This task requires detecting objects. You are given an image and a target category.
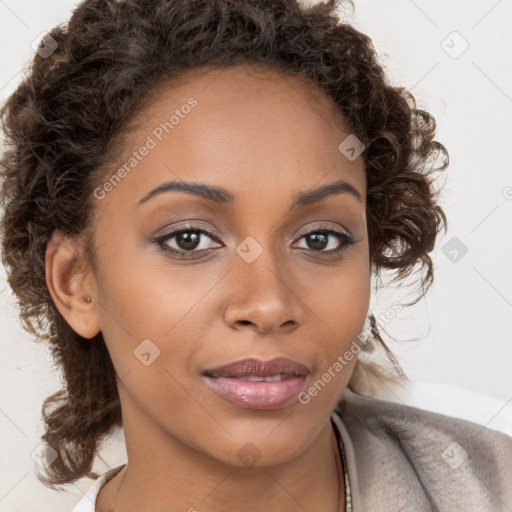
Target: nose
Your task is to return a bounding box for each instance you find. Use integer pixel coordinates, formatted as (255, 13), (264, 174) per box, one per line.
(223, 246), (303, 335)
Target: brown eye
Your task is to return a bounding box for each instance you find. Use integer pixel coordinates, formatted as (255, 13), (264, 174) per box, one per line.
(154, 224), (357, 260)
(155, 226), (223, 257)
(294, 227), (356, 256)
(304, 232), (330, 251)
(174, 230), (202, 251)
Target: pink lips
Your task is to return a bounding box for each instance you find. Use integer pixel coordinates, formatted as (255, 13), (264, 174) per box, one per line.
(202, 357), (309, 410)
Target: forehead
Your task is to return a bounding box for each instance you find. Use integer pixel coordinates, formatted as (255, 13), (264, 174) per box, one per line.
(137, 63), (355, 142)
(102, 64), (366, 207)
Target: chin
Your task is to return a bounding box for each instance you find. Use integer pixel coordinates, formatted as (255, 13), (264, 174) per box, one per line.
(201, 427), (311, 469)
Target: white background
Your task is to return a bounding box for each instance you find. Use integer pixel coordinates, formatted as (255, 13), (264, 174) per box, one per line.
(1, 0), (511, 510)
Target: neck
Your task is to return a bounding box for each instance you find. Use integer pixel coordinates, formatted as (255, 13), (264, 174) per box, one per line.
(102, 403), (345, 512)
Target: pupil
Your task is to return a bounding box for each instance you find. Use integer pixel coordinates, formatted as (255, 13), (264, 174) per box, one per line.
(177, 231), (200, 250)
(308, 232), (328, 250)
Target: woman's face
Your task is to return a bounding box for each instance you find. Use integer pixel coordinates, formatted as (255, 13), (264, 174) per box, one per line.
(84, 65), (370, 467)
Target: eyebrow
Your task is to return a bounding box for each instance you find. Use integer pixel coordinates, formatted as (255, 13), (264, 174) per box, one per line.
(137, 178), (362, 210)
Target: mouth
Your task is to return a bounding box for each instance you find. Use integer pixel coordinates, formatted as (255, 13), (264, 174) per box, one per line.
(202, 357), (310, 410)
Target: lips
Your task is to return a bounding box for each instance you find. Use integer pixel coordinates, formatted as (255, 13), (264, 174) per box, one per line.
(203, 357), (309, 378)
(202, 357), (310, 409)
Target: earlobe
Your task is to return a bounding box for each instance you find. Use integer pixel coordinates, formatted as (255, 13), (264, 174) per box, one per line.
(45, 231), (101, 339)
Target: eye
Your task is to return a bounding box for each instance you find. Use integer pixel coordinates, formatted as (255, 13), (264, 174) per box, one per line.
(154, 225), (223, 258)
(293, 226), (357, 257)
(154, 224), (357, 260)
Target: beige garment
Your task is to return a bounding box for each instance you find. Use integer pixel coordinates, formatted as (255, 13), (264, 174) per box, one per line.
(333, 388), (512, 511)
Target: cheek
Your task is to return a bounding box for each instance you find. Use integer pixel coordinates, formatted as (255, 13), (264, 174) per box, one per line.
(310, 253), (371, 338)
(93, 238), (215, 361)
(306, 255), (371, 381)
(94, 261), (206, 432)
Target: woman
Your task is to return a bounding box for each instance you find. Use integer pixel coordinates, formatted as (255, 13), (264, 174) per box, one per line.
(1, 0), (510, 510)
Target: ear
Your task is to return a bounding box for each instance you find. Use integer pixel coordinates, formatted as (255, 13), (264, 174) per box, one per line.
(45, 230), (101, 339)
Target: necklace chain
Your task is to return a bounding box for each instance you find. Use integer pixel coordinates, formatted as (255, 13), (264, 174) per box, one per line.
(339, 434), (352, 512)
(333, 421), (351, 512)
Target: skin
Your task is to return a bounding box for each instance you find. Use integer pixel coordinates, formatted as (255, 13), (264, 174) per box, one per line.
(45, 64), (370, 512)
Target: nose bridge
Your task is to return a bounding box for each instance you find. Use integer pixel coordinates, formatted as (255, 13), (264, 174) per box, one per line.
(224, 233), (302, 333)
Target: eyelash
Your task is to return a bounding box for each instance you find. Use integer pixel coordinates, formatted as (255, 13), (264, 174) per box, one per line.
(154, 224), (357, 260)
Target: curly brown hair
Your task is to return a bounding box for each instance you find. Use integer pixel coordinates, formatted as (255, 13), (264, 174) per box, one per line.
(0, 0), (448, 489)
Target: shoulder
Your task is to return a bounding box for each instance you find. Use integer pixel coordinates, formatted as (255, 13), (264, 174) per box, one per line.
(337, 388), (512, 511)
